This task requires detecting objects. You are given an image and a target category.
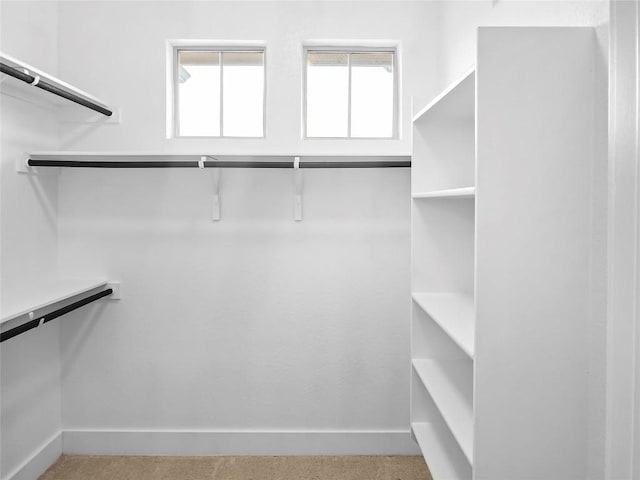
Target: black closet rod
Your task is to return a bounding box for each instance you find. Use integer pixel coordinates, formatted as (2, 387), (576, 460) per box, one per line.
(27, 160), (411, 169)
(0, 62), (113, 117)
(0, 288), (113, 343)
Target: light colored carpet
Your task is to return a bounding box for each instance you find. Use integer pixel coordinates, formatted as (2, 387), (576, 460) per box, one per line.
(39, 455), (432, 480)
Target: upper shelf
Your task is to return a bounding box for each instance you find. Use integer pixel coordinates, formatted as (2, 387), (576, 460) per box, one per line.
(413, 67), (475, 123)
(1, 278), (109, 325)
(413, 187), (475, 199)
(0, 52), (113, 116)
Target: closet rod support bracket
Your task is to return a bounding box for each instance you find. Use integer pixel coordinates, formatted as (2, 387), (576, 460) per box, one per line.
(202, 156), (221, 221)
(106, 281), (122, 300)
(16, 155), (59, 175)
(293, 156), (302, 221)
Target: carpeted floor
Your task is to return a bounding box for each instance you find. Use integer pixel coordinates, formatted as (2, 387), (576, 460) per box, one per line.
(39, 455), (432, 480)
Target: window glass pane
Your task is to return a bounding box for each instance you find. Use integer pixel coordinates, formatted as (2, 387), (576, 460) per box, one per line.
(350, 52), (394, 138)
(306, 52), (348, 138)
(222, 51), (264, 137)
(178, 51), (220, 136)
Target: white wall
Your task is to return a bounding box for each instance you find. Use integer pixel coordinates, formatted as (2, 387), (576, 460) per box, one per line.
(52, 0), (432, 454)
(0, 2), (63, 479)
(57, 0), (437, 155)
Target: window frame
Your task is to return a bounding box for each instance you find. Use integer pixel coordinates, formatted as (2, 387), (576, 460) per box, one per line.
(173, 45), (267, 139)
(302, 45), (399, 140)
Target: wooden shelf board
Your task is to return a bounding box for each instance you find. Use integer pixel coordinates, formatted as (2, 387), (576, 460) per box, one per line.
(411, 422), (472, 480)
(412, 292), (475, 358)
(413, 187), (475, 199)
(1, 278), (109, 324)
(412, 359), (474, 464)
(412, 67), (475, 123)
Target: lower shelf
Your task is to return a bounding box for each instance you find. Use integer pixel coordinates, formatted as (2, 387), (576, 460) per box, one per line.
(412, 422), (472, 480)
(412, 359), (473, 463)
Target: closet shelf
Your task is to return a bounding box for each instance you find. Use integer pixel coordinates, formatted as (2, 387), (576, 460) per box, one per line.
(412, 293), (475, 358)
(412, 67), (475, 123)
(1, 278), (111, 325)
(413, 359), (474, 464)
(412, 187), (475, 199)
(411, 422), (472, 480)
(0, 52), (112, 116)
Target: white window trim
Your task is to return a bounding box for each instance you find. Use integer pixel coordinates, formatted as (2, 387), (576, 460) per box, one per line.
(302, 45), (399, 140)
(167, 41), (267, 139)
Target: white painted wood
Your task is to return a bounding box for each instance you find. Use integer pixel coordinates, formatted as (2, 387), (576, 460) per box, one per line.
(412, 359), (473, 463)
(412, 68), (475, 123)
(411, 68), (474, 193)
(412, 200), (475, 294)
(61, 429), (419, 456)
(3, 432), (62, 480)
(412, 187), (475, 199)
(606, 2), (640, 479)
(411, 120), (474, 193)
(0, 278), (108, 324)
(474, 27), (599, 480)
(411, 26), (604, 480)
(0, 51), (111, 110)
(412, 293), (474, 358)
(411, 422), (471, 480)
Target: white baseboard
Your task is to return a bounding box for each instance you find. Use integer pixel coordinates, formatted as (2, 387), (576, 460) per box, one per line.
(62, 429), (420, 456)
(3, 432), (62, 480)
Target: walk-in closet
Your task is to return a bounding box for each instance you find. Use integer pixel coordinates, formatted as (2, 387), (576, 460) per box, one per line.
(1, 1), (639, 479)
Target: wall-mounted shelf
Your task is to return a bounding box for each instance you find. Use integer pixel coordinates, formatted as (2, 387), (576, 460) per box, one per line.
(0, 52), (113, 116)
(412, 293), (474, 358)
(1, 278), (119, 325)
(412, 187), (475, 199)
(412, 359), (473, 464)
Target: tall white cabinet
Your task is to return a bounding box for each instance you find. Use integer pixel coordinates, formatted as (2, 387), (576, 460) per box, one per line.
(410, 27), (603, 479)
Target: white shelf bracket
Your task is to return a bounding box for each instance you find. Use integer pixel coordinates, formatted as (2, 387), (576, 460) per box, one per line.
(106, 281), (122, 300)
(293, 156), (303, 221)
(202, 156), (221, 221)
(16, 155), (32, 174)
(16, 155), (59, 176)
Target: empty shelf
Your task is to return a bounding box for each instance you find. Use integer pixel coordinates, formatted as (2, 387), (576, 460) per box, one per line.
(412, 293), (475, 358)
(412, 422), (472, 480)
(413, 187), (475, 199)
(1, 278), (109, 324)
(413, 359), (474, 464)
(412, 68), (475, 123)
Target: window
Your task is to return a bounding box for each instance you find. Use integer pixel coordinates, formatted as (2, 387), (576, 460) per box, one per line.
(174, 48), (265, 137)
(304, 48), (397, 139)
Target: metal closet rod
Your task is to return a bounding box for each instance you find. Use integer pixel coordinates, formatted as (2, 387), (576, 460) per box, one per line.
(0, 62), (113, 117)
(0, 288), (113, 343)
(28, 159), (411, 169)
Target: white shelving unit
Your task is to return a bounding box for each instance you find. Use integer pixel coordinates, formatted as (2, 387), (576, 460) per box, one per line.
(411, 27), (603, 479)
